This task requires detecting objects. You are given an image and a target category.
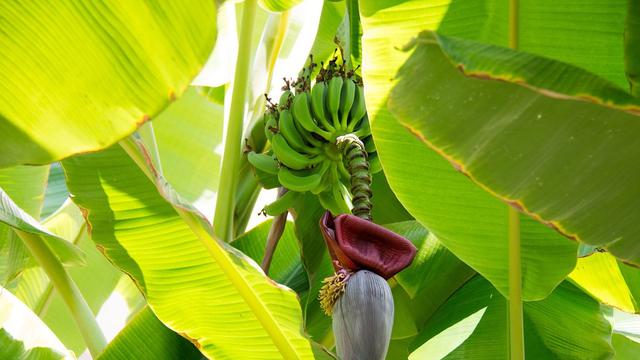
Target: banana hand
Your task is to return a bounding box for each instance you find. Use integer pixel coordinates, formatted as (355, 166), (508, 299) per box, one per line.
(271, 134), (324, 170)
(292, 92), (332, 140)
(278, 166), (324, 192)
(279, 109), (319, 154)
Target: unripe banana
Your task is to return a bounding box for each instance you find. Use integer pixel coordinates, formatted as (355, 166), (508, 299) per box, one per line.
(277, 166), (324, 192)
(347, 86), (367, 132)
(271, 134), (320, 170)
(311, 162), (335, 195)
(354, 116), (371, 138)
(339, 79), (356, 129)
(317, 183), (350, 215)
(327, 76), (344, 129)
(311, 82), (335, 132)
(332, 270), (394, 360)
(263, 190), (300, 216)
(292, 93), (332, 140)
(278, 110), (319, 154)
(247, 152), (278, 175)
(279, 90), (293, 110)
(264, 113), (277, 141)
(254, 167), (281, 189)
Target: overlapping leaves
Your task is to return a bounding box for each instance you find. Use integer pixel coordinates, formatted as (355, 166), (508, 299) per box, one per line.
(62, 141), (313, 358)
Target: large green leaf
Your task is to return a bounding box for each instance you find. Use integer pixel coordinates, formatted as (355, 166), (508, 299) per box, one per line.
(612, 333), (640, 359)
(360, 0), (627, 86)
(291, 193), (335, 344)
(569, 252), (640, 314)
(231, 219), (308, 293)
(370, 172), (414, 224)
(146, 87), (224, 221)
(383, 221), (476, 358)
(0, 330), (64, 360)
(98, 307), (201, 360)
(0, 287), (72, 359)
(384, 222), (475, 314)
(63, 144), (313, 359)
(0, 1), (217, 167)
(409, 277), (613, 359)
(360, 0), (639, 300)
(362, 85), (577, 300)
(308, 1), (346, 67)
(388, 32), (640, 264)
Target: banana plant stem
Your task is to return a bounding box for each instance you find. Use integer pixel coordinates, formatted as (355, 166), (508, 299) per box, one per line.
(508, 0), (524, 358)
(213, 0), (258, 242)
(508, 207), (524, 360)
(36, 223), (87, 316)
(261, 188), (288, 273)
(16, 230), (106, 357)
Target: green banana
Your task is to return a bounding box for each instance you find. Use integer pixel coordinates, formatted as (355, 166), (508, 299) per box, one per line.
(354, 115), (371, 137)
(279, 109), (319, 154)
(292, 92), (332, 140)
(339, 79), (356, 129)
(310, 82), (335, 132)
(347, 85), (367, 132)
(313, 162), (338, 195)
(254, 167), (281, 189)
(247, 152), (278, 175)
(263, 190), (300, 216)
(264, 112), (277, 141)
(279, 90), (293, 110)
(327, 76), (343, 129)
(318, 184), (351, 215)
(278, 166), (324, 192)
(271, 134), (323, 170)
(294, 119), (324, 148)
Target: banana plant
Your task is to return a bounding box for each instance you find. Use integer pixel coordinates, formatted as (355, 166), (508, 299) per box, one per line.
(1, 0), (640, 359)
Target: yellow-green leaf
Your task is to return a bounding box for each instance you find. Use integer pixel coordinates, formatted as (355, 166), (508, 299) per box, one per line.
(62, 144), (314, 359)
(0, 1), (217, 167)
(570, 253), (640, 314)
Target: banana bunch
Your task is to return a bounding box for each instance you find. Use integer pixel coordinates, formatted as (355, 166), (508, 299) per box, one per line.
(248, 60), (380, 214)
